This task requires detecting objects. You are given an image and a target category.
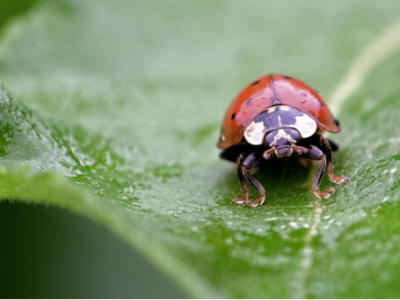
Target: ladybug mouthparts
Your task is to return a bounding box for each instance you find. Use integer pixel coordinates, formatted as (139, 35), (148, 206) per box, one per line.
(275, 146), (292, 157)
(262, 128), (300, 159)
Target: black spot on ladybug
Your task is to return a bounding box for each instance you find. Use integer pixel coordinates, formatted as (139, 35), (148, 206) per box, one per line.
(245, 98), (251, 104)
(334, 118), (340, 126)
(231, 113), (236, 120)
(318, 101), (323, 107)
(251, 80), (260, 86)
(283, 75), (292, 80)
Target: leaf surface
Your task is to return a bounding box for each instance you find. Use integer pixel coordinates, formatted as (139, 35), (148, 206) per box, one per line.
(1, 0), (400, 297)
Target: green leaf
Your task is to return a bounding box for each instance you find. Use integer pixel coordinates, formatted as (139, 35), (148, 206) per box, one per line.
(1, 0), (400, 297)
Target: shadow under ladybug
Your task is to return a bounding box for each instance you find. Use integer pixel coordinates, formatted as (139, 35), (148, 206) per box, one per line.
(217, 74), (348, 207)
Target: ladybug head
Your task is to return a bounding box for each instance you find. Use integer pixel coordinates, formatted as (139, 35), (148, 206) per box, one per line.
(263, 128), (301, 158)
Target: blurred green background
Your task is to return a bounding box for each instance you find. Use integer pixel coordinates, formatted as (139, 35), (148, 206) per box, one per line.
(0, 202), (185, 298)
(0, 0), (33, 31)
(0, 0), (184, 298)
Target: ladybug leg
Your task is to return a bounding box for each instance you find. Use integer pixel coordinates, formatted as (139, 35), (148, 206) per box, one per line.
(318, 135), (348, 185)
(232, 154), (249, 204)
(233, 153), (265, 207)
(296, 145), (336, 199)
(242, 153), (265, 207)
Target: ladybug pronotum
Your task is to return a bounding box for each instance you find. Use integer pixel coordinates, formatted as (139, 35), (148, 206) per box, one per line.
(217, 73), (348, 206)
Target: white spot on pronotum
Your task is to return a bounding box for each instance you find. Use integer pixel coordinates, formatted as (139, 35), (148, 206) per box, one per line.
(244, 120), (266, 145)
(293, 114), (317, 138)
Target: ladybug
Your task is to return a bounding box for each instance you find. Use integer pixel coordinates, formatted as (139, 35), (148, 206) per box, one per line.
(217, 73), (348, 206)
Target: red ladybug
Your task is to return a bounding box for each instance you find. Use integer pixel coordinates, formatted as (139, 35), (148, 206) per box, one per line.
(217, 73), (347, 206)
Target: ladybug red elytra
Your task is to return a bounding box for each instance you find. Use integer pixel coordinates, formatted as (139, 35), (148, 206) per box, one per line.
(217, 73), (347, 206)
